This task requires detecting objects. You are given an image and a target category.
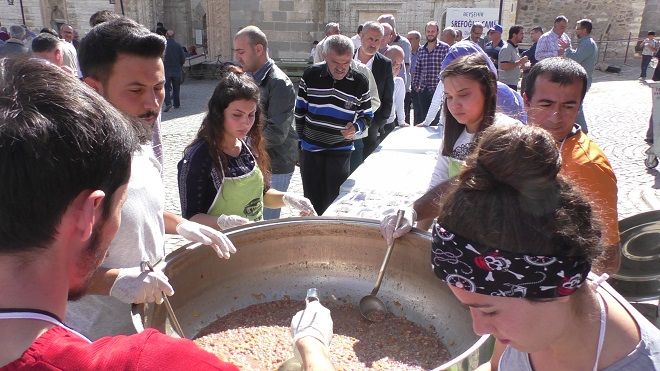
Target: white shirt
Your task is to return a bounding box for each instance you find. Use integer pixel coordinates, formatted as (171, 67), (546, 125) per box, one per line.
(66, 145), (166, 340)
(354, 48), (374, 70)
(351, 34), (362, 50)
(387, 76), (406, 125)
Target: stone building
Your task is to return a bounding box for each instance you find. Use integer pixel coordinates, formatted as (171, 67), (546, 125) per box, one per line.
(0, 0), (655, 62)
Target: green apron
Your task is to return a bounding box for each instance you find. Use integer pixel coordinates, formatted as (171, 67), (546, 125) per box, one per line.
(447, 158), (465, 179)
(207, 141), (264, 221)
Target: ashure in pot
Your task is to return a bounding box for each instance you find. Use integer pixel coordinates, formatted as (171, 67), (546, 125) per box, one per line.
(134, 217), (492, 370)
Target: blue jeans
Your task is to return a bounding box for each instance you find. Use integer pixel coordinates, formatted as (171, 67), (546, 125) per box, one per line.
(641, 55), (653, 78)
(263, 172), (293, 220)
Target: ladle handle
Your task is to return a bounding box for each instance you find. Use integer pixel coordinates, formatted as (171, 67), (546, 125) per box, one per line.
(371, 210), (405, 296)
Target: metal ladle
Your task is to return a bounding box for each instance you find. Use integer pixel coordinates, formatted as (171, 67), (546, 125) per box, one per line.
(359, 209), (405, 321)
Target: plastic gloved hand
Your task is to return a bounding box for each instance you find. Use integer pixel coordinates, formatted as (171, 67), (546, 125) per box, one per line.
(110, 267), (174, 304)
(290, 300), (333, 348)
(379, 207), (417, 247)
(216, 214), (250, 230)
(176, 220), (237, 259)
(283, 193), (318, 216)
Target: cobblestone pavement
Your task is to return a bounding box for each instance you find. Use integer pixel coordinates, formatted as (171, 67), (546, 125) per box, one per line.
(162, 64), (658, 253)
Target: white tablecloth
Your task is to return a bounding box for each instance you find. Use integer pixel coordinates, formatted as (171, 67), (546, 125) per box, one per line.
(324, 127), (443, 219)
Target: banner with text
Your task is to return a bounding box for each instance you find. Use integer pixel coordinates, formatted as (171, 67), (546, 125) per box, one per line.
(446, 8), (500, 38)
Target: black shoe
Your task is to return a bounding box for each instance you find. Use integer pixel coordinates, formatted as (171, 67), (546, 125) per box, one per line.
(163, 105), (172, 112)
(174, 106), (180, 109)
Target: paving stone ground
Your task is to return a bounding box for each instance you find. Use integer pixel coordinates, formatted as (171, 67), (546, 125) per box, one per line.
(161, 63), (658, 253)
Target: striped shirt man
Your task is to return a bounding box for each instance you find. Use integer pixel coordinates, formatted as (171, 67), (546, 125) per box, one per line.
(295, 63), (373, 152)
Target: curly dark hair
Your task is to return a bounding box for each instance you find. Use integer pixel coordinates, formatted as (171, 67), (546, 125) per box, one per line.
(191, 65), (270, 187)
(437, 123), (602, 262)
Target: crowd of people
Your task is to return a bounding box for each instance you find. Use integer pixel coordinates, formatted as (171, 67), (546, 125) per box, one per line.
(0, 8), (658, 371)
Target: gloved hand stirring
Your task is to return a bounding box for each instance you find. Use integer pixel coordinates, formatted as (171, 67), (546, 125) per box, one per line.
(283, 193), (317, 216)
(380, 207), (417, 246)
(109, 266), (174, 304)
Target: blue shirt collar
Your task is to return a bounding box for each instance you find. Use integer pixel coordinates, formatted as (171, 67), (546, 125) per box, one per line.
(250, 58), (274, 84)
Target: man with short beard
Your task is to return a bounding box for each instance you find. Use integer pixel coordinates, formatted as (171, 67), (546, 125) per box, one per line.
(67, 16), (237, 341)
(411, 21), (449, 126)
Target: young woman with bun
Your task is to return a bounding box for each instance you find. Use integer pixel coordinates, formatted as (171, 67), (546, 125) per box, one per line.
(178, 66), (316, 231)
(432, 123), (659, 370)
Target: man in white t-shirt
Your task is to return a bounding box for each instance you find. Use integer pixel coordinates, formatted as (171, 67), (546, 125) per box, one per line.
(640, 31), (658, 79)
(67, 17), (237, 340)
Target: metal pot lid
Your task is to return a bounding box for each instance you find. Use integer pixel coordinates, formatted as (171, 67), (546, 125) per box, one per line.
(609, 210), (660, 301)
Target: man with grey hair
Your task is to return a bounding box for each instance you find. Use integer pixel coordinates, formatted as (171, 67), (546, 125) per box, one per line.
(354, 21), (393, 159)
(465, 22), (486, 49)
(58, 23), (81, 77)
(378, 13), (412, 122)
(296, 34), (373, 214)
(313, 22), (341, 63)
(382, 45), (408, 139)
(441, 27), (457, 46)
(0, 25), (28, 57)
(379, 22), (394, 54)
(233, 25), (299, 219)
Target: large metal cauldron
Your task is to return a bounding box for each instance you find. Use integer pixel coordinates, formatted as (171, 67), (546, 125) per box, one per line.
(135, 217), (492, 370)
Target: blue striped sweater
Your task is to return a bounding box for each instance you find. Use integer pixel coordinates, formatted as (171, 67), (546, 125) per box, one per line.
(294, 63), (373, 152)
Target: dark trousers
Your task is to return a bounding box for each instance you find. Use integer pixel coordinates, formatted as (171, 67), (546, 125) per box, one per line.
(362, 120), (383, 159)
(411, 91), (423, 124)
(300, 150), (351, 215)
(418, 89), (435, 125)
(641, 55), (653, 78)
(381, 121), (396, 141)
(350, 138), (364, 173)
(164, 74), (182, 107)
(404, 91), (412, 125)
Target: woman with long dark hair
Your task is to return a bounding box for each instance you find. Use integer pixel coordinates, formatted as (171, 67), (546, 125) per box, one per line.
(178, 66), (315, 230)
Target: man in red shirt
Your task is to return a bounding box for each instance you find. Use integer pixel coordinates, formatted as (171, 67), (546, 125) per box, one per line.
(0, 58), (333, 370)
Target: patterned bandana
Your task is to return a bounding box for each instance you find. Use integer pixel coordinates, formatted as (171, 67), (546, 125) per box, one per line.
(431, 223), (592, 298)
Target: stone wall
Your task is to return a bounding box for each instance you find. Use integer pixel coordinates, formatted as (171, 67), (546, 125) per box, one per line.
(1, 1), (41, 31)
(515, 0), (646, 59)
(227, 0), (325, 60)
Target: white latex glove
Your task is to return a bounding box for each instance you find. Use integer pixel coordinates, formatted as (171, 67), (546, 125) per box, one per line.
(110, 267), (174, 304)
(283, 193), (318, 216)
(379, 207), (417, 246)
(176, 220), (237, 259)
(216, 214), (250, 230)
(290, 301), (333, 348)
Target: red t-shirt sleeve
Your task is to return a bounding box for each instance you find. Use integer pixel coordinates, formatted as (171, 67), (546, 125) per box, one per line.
(134, 330), (239, 370)
(1, 327), (239, 371)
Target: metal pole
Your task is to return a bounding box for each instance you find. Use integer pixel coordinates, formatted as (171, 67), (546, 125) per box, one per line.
(19, 0), (26, 26)
(624, 32), (631, 65)
(498, 0), (504, 24)
(120, 0), (125, 15)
